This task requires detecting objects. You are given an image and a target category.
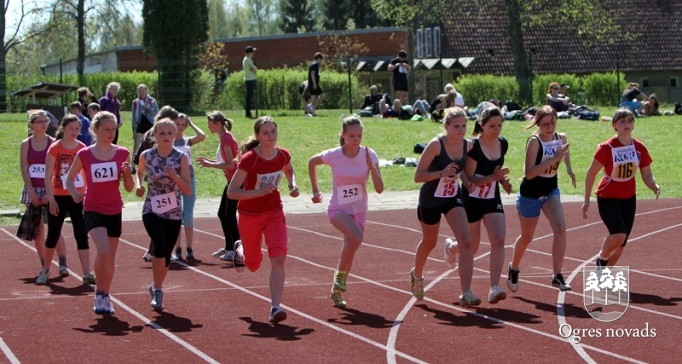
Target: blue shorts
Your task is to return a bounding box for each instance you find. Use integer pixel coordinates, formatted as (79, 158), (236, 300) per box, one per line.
(516, 188), (560, 218)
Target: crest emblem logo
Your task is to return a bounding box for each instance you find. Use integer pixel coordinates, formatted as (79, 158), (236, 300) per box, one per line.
(583, 266), (630, 322)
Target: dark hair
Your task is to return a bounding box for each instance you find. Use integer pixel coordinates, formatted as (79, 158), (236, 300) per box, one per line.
(155, 105), (179, 122)
(206, 110), (233, 131)
(77, 87), (92, 99)
(339, 115), (362, 146)
(69, 101), (83, 112)
(240, 116), (277, 154)
(473, 107), (503, 136)
(398, 50), (407, 58)
(87, 102), (100, 112)
(56, 114), (81, 140)
(314, 52), (323, 60)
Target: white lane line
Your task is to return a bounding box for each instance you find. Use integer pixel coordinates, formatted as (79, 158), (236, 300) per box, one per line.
(0, 337), (20, 364)
(0, 228), (220, 364)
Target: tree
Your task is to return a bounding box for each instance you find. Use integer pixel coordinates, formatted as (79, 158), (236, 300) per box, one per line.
(208, 0), (231, 39)
(279, 0), (313, 33)
(371, 0), (618, 104)
(322, 0), (349, 30)
(143, 0), (209, 110)
(247, 0), (277, 36)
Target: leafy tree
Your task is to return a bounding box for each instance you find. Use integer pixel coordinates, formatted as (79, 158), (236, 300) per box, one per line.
(208, 0), (231, 39)
(371, 0), (619, 104)
(247, 0), (278, 36)
(322, 0), (349, 30)
(143, 0), (209, 110)
(279, 0), (313, 33)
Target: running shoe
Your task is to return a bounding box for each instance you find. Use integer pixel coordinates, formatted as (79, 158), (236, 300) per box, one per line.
(186, 248), (195, 260)
(150, 286), (164, 310)
(333, 270), (348, 292)
(459, 289), (482, 307)
(103, 294), (115, 314)
(59, 265), (69, 277)
(212, 248), (226, 257)
(551, 273), (572, 291)
(142, 252), (152, 262)
(82, 272), (96, 285)
(234, 241), (245, 273)
(220, 250), (235, 267)
(36, 268), (49, 284)
(269, 306), (287, 324)
(409, 268), (424, 300)
(507, 264), (519, 292)
(93, 293), (106, 314)
(443, 238), (458, 269)
(330, 290), (347, 307)
(487, 285), (507, 304)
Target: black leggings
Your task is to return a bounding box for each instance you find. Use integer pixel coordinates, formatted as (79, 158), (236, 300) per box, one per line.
(218, 185), (240, 251)
(143, 213), (182, 267)
(598, 195), (637, 247)
(46, 195), (88, 250)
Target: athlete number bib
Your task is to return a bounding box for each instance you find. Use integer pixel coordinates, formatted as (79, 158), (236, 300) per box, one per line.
(28, 164), (46, 179)
(336, 183), (362, 205)
(469, 174), (496, 199)
(609, 144), (638, 182)
(540, 139), (563, 178)
(256, 171), (283, 190)
(434, 176), (459, 198)
(151, 192), (178, 214)
(61, 174), (84, 188)
(91, 161), (118, 183)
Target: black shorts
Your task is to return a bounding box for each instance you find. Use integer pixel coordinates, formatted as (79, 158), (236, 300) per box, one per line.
(309, 85), (324, 96)
(84, 211), (122, 238)
(464, 197), (504, 223)
(597, 195), (636, 247)
(394, 79), (408, 92)
(417, 197), (463, 225)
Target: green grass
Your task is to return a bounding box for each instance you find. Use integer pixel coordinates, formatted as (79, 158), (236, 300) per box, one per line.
(2, 107), (679, 225)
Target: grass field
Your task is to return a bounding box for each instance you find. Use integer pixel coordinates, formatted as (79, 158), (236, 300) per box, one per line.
(2, 107), (679, 224)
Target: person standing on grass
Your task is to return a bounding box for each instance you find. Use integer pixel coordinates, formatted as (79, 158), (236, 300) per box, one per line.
(388, 50), (411, 105)
(459, 106), (512, 304)
(409, 107), (480, 307)
(39, 115), (95, 285)
(507, 105), (576, 293)
(66, 111), (134, 315)
(582, 108), (660, 267)
(20, 110), (68, 279)
(170, 114), (206, 262)
(308, 116), (384, 307)
(131, 84), (159, 172)
(196, 111), (240, 266)
(99, 82), (123, 145)
(243, 46), (258, 119)
(135, 118), (192, 310)
(305, 52), (325, 116)
(227, 116), (300, 324)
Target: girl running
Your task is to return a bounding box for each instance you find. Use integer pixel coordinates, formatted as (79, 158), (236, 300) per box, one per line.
(582, 108), (660, 267)
(461, 106), (512, 303)
(40, 114), (94, 285)
(66, 111), (134, 314)
(171, 114), (206, 261)
(409, 107), (479, 307)
(136, 118), (191, 310)
(308, 116), (384, 307)
(20, 110), (67, 279)
(507, 105), (576, 292)
(196, 111), (240, 265)
(227, 116), (300, 324)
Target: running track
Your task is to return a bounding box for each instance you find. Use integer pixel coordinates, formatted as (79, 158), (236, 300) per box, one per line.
(1, 199), (680, 363)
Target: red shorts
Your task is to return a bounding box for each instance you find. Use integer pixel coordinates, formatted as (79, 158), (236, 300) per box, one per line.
(237, 209), (288, 271)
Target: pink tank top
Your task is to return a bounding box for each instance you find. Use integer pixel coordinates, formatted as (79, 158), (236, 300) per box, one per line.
(26, 136), (54, 188)
(77, 146), (130, 215)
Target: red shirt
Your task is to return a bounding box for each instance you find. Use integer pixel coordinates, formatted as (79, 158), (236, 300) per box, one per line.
(77, 146), (130, 214)
(236, 147), (291, 215)
(593, 137), (652, 199)
(219, 132), (239, 181)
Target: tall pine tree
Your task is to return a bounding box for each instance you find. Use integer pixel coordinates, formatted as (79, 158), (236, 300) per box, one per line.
(279, 0), (313, 33)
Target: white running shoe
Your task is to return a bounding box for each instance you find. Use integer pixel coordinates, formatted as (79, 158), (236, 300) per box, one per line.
(36, 268), (49, 284)
(488, 285), (507, 304)
(443, 238), (458, 269)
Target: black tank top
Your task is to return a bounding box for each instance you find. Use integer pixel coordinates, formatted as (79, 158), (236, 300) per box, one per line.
(419, 137), (468, 207)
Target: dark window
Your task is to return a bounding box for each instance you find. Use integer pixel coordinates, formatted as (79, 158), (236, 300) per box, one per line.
(641, 78), (649, 88)
(670, 78), (678, 87)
